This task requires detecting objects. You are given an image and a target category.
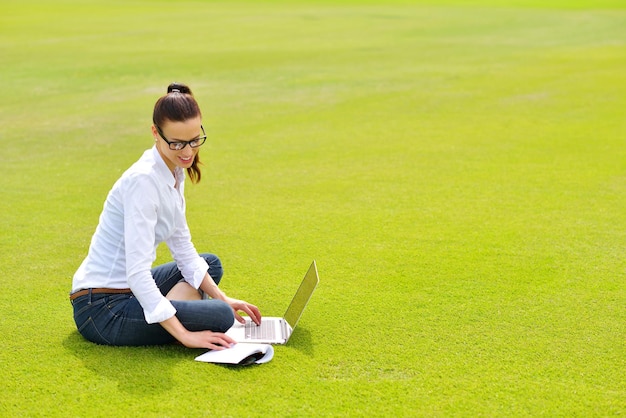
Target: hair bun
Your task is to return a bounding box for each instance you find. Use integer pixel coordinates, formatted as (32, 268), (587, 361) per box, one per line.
(167, 82), (192, 95)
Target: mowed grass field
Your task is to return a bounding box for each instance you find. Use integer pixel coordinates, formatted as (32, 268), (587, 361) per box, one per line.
(1, 0), (624, 416)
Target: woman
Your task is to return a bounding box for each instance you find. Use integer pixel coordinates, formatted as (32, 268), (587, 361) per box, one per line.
(71, 82), (261, 349)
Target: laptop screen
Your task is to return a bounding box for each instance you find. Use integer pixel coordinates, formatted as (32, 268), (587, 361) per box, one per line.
(284, 261), (319, 328)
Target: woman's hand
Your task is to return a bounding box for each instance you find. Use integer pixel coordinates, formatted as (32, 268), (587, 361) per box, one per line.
(160, 315), (235, 350)
(226, 297), (262, 326)
(179, 330), (236, 350)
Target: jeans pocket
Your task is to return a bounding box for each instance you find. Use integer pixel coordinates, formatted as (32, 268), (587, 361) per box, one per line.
(77, 316), (112, 345)
(74, 296), (122, 345)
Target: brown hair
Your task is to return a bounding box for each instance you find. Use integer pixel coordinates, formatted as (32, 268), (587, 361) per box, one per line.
(152, 82), (203, 183)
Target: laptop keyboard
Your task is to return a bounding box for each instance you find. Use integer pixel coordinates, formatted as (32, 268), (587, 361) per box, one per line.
(245, 319), (277, 340)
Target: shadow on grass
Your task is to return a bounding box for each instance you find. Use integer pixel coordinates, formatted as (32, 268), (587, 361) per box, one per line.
(286, 327), (314, 356)
(62, 331), (187, 395)
(63, 326), (315, 383)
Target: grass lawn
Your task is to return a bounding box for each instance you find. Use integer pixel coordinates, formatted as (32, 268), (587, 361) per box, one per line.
(1, 0), (624, 416)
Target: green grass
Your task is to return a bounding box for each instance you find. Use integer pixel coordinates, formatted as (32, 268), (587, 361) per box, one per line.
(1, 0), (625, 416)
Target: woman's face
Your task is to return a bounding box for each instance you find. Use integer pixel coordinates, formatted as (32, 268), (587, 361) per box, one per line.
(152, 116), (203, 174)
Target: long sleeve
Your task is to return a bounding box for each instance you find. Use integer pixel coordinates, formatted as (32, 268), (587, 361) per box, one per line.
(166, 213), (209, 290)
(123, 172), (177, 324)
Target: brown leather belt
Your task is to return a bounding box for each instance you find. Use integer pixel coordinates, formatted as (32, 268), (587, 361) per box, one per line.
(69, 288), (132, 300)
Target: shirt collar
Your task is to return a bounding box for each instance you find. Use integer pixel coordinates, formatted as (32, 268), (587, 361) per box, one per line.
(151, 145), (184, 188)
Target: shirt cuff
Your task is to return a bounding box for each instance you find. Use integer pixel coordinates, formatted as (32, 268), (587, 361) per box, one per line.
(143, 297), (177, 324)
(188, 258), (209, 289)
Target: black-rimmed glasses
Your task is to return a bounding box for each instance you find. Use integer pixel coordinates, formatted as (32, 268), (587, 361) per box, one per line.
(156, 124), (207, 151)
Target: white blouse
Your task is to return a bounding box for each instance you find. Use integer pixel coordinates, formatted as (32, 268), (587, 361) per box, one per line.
(72, 146), (209, 324)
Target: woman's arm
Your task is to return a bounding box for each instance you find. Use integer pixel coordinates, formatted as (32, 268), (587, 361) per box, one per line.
(199, 272), (262, 325)
(123, 173), (179, 324)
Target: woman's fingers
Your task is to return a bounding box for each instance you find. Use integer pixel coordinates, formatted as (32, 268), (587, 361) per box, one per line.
(236, 302), (262, 325)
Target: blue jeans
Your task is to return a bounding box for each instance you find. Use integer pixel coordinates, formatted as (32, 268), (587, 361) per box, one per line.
(71, 253), (235, 346)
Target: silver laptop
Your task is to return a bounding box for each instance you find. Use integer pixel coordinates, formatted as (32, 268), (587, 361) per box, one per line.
(226, 261), (319, 344)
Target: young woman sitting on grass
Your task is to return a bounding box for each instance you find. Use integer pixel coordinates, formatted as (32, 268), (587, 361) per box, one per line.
(70, 82), (261, 349)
